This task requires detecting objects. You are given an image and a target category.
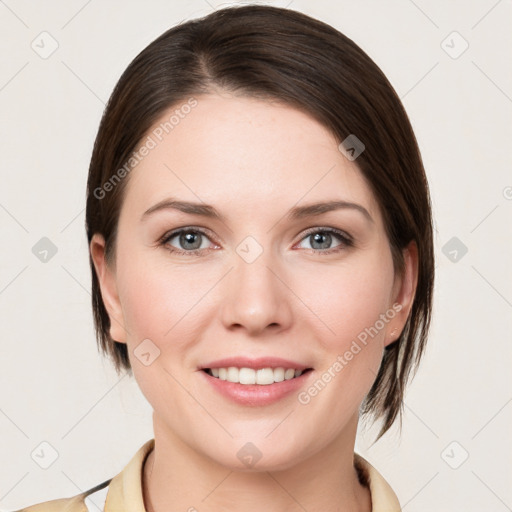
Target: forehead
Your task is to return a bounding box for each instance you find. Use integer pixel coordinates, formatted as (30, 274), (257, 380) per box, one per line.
(119, 93), (380, 225)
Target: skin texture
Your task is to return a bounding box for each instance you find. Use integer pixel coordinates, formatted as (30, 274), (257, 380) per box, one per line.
(90, 92), (418, 512)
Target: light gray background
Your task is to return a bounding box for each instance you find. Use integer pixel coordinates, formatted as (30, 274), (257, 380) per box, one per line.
(1, 1), (511, 510)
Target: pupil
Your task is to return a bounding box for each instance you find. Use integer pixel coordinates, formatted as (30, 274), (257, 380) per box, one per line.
(181, 231), (201, 250)
(312, 232), (331, 249)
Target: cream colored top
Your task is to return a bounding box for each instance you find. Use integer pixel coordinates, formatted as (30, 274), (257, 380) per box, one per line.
(16, 438), (401, 511)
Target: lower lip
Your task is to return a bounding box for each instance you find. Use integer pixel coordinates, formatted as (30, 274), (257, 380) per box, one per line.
(200, 370), (313, 406)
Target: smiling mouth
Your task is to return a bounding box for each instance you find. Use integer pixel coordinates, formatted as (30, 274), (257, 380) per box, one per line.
(202, 367), (313, 385)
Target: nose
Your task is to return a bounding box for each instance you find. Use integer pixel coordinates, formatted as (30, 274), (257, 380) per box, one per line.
(219, 246), (293, 337)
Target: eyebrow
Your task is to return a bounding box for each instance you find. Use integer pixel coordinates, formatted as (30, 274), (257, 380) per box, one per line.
(141, 198), (373, 224)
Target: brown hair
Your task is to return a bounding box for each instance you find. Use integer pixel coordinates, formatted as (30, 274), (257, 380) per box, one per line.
(85, 4), (434, 440)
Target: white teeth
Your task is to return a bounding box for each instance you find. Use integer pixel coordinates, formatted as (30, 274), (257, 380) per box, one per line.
(226, 367), (239, 383)
(207, 366), (307, 385)
(273, 367), (285, 382)
(240, 367), (256, 384)
(284, 368), (295, 380)
(256, 368), (274, 385)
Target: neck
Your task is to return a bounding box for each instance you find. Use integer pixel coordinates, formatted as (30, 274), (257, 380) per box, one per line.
(142, 414), (371, 512)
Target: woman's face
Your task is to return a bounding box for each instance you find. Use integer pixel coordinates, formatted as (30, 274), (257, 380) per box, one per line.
(91, 92), (416, 470)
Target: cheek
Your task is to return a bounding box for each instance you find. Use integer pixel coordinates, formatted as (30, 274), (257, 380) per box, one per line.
(120, 271), (169, 339)
(118, 252), (191, 335)
(295, 251), (395, 408)
(306, 253), (395, 349)
(117, 257), (216, 367)
(116, 261), (200, 407)
(296, 290), (389, 430)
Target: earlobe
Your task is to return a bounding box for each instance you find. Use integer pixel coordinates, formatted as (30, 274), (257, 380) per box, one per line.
(90, 234), (127, 344)
(385, 241), (419, 347)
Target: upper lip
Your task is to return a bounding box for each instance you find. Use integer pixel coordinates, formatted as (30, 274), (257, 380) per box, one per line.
(199, 356), (312, 371)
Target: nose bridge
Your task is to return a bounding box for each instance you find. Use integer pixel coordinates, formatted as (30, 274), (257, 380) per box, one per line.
(220, 234), (292, 334)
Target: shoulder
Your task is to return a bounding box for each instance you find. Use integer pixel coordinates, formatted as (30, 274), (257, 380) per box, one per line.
(13, 478), (111, 512)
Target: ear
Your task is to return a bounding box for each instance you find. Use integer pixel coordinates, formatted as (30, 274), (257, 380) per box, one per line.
(89, 233), (127, 344)
(384, 240), (419, 348)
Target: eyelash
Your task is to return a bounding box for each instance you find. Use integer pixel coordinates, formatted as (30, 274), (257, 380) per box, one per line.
(158, 226), (354, 257)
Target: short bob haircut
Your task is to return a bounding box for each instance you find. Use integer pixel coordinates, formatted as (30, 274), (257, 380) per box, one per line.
(85, 4), (434, 440)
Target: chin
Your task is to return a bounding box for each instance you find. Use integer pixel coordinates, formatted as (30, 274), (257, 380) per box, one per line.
(200, 437), (309, 473)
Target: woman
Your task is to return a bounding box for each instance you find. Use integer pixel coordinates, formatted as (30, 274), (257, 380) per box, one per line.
(18, 4), (434, 511)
